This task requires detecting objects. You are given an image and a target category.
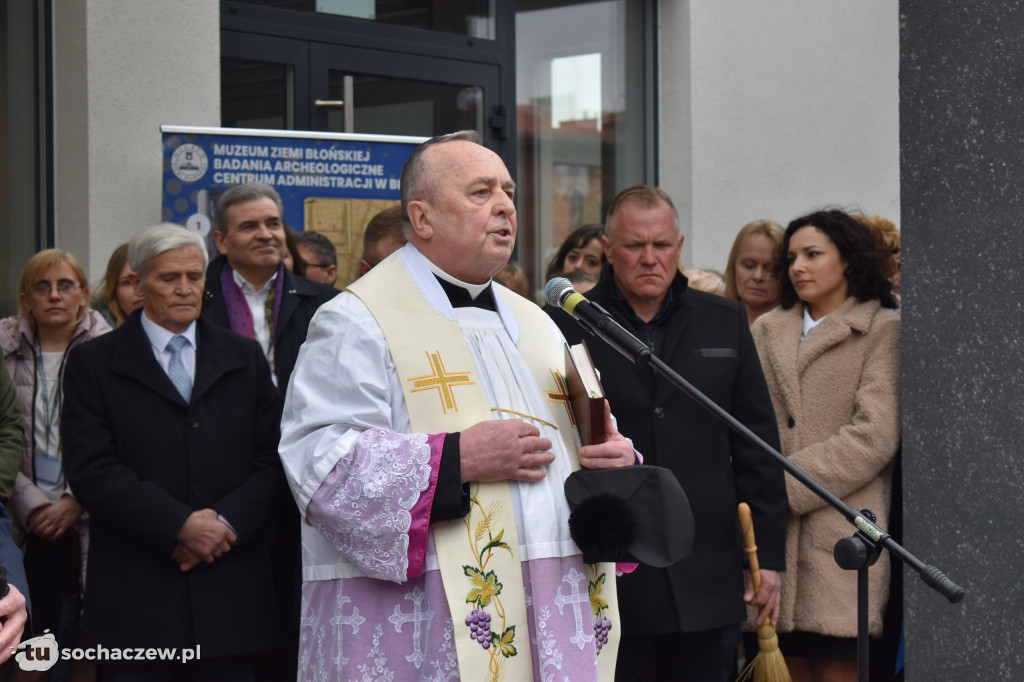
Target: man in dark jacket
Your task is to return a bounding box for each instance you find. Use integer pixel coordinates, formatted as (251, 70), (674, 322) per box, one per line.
(203, 182), (338, 395)
(62, 224), (282, 680)
(551, 185), (789, 682)
(201, 182), (338, 680)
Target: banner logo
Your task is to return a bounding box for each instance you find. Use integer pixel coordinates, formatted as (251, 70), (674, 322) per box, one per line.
(171, 143), (209, 183)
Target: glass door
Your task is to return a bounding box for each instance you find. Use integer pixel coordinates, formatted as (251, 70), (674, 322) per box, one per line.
(310, 43), (496, 139)
(221, 32), (310, 130)
(516, 0), (650, 291)
(221, 24), (512, 289)
(221, 30), (507, 157)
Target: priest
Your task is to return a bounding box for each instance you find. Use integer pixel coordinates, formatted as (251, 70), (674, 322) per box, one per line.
(279, 131), (637, 681)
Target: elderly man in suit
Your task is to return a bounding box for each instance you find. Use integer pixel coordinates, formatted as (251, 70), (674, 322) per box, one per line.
(201, 182), (338, 679)
(62, 224), (284, 681)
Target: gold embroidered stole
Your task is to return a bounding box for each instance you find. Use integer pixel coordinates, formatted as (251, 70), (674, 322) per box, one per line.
(350, 253), (619, 681)
(498, 285), (622, 681)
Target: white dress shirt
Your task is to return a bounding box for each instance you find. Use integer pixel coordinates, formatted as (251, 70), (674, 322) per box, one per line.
(140, 311), (197, 380)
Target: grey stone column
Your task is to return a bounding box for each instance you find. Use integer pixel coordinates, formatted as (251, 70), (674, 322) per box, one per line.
(901, 2), (1024, 679)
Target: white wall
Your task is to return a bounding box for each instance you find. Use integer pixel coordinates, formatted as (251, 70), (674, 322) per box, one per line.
(659, 1), (900, 273)
(53, 0), (220, 280)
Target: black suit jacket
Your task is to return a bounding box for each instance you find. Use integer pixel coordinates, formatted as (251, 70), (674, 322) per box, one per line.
(552, 266), (788, 633)
(201, 257), (335, 677)
(61, 312), (284, 657)
(201, 255), (339, 395)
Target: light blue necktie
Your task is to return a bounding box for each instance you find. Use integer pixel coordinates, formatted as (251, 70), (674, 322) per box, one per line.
(166, 335), (192, 402)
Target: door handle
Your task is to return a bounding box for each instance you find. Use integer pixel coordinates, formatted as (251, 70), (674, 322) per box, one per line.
(489, 105), (509, 140)
(316, 76), (354, 132)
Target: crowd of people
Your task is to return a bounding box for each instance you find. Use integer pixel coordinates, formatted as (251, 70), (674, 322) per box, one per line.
(0, 130), (901, 682)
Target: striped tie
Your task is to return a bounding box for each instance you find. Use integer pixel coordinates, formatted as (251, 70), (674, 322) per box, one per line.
(166, 335), (192, 402)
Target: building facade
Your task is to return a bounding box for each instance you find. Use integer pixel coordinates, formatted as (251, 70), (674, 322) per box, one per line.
(1, 0), (898, 307)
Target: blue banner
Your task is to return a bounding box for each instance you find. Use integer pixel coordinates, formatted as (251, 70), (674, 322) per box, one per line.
(161, 126), (425, 287)
(162, 126), (423, 232)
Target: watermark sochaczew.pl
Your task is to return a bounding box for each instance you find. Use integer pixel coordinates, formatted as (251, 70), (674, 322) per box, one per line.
(13, 630), (201, 671)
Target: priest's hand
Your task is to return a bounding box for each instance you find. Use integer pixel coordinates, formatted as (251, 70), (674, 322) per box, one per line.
(460, 419), (554, 483)
(578, 401), (636, 469)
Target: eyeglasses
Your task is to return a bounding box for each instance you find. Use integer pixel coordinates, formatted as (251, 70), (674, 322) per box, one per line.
(29, 280), (80, 297)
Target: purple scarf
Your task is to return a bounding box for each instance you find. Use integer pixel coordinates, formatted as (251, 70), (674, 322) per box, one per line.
(220, 262), (285, 340)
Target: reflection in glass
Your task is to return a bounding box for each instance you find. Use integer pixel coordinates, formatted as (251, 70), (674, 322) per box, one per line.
(551, 53), (602, 130)
(222, 58), (293, 129)
(516, 0), (648, 292)
(326, 71), (482, 138)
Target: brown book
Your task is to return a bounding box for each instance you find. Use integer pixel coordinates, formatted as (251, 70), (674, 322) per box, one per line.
(563, 340), (608, 446)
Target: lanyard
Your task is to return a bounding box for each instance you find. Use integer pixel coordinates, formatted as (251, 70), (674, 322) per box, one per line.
(33, 338), (63, 455)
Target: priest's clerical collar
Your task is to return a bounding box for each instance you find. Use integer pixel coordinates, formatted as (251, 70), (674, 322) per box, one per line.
(425, 259), (496, 310)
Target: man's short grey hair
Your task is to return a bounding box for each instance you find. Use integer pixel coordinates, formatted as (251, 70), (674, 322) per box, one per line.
(128, 223), (209, 282)
(400, 130), (480, 234)
(215, 182), (284, 234)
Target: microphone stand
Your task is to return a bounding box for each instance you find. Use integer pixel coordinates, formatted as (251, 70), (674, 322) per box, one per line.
(584, 321), (963, 682)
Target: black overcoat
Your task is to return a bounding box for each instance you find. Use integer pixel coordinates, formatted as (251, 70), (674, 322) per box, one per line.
(551, 266), (789, 633)
(61, 311), (283, 657)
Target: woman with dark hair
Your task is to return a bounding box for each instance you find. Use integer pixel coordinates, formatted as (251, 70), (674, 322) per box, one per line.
(749, 209), (900, 682)
(282, 225), (307, 277)
(543, 223), (606, 282)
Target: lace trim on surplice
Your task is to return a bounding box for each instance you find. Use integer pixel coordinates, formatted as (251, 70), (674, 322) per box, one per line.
(307, 429), (432, 582)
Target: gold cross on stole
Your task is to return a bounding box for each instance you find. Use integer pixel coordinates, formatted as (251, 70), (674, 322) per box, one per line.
(544, 369), (576, 426)
(407, 350), (474, 413)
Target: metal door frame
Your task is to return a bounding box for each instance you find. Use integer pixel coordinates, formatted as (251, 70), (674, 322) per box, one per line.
(221, 1), (516, 166)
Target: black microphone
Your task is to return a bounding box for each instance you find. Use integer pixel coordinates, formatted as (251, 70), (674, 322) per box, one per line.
(545, 277), (652, 366)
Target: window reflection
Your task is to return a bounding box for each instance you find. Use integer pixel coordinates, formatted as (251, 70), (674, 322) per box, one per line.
(516, 0), (647, 293)
(551, 53), (602, 130)
(222, 58), (293, 129)
(325, 72), (482, 137)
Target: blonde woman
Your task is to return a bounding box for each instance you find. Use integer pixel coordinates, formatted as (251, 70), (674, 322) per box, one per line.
(0, 249), (111, 672)
(724, 220), (784, 325)
(95, 243), (144, 327)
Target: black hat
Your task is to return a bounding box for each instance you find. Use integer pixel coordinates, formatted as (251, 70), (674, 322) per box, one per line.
(564, 465), (695, 567)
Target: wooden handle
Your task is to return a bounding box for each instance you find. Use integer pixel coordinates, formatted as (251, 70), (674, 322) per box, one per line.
(738, 502), (762, 596)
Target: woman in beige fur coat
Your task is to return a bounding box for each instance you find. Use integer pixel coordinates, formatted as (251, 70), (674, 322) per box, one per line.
(750, 209), (901, 682)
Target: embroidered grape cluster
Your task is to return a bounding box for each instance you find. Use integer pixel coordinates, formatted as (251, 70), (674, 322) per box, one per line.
(466, 607), (492, 649)
(594, 614), (612, 652)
